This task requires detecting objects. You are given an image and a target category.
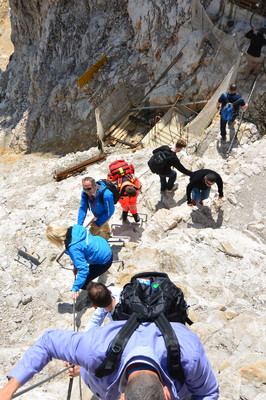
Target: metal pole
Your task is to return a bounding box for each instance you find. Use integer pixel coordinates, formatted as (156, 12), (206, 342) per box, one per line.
(66, 282), (77, 400)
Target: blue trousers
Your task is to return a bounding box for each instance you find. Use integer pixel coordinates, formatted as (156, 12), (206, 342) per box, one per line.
(191, 188), (211, 203)
(159, 170), (177, 191)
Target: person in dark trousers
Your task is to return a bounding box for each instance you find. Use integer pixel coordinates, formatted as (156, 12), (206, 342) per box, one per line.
(153, 139), (192, 193)
(77, 177), (115, 240)
(46, 223), (113, 300)
(186, 169), (223, 206)
(243, 27), (266, 79)
(216, 83), (248, 141)
(0, 322), (219, 400)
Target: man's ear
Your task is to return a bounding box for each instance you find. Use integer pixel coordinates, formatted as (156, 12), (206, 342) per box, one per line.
(163, 386), (171, 400)
(120, 393), (125, 400)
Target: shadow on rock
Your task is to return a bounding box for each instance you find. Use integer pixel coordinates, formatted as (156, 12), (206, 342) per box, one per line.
(110, 223), (144, 243)
(188, 206), (224, 229)
(58, 290), (93, 330)
(155, 193), (179, 210)
(216, 139), (229, 159)
(175, 194), (187, 206)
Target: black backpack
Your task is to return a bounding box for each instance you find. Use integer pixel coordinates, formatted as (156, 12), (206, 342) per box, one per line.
(94, 272), (193, 382)
(148, 151), (169, 173)
(99, 179), (120, 204)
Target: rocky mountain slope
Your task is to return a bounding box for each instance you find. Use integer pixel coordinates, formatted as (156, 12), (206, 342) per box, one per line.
(0, 119), (265, 399)
(0, 0), (265, 153)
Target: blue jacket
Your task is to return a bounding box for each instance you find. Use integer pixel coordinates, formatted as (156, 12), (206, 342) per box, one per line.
(8, 322), (219, 400)
(65, 225), (112, 292)
(77, 181), (115, 226)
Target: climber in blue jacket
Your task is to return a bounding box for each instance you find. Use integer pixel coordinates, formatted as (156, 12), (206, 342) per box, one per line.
(46, 223), (113, 299)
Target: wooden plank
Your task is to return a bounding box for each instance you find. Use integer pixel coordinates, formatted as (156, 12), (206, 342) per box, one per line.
(230, 0), (266, 16)
(53, 153), (106, 181)
(108, 136), (138, 147)
(77, 55), (108, 89)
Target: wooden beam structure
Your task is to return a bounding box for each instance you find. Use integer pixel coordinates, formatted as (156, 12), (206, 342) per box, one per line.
(77, 55), (108, 89)
(53, 152), (106, 182)
(230, 0), (266, 16)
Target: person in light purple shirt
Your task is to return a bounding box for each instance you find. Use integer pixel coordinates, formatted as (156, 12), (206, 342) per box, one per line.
(0, 322), (219, 400)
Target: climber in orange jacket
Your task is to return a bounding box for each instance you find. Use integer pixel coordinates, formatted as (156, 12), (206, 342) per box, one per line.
(118, 178), (142, 223)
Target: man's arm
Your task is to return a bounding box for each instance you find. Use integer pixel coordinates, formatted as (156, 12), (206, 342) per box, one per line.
(185, 340), (219, 400)
(0, 378), (20, 400)
(172, 156), (192, 176)
(216, 93), (225, 110)
(95, 191), (115, 227)
(84, 307), (108, 331)
(216, 101), (221, 110)
(186, 181), (194, 204)
(215, 174), (223, 198)
(3, 330), (88, 391)
(77, 191), (89, 225)
(245, 29), (254, 39)
(68, 248), (89, 292)
(241, 103), (248, 111)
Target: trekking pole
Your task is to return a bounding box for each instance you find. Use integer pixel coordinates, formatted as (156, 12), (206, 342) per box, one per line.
(12, 366), (74, 398)
(138, 168), (150, 179)
(226, 113), (244, 157)
(66, 278), (77, 400)
(226, 69), (261, 158)
(66, 378), (74, 400)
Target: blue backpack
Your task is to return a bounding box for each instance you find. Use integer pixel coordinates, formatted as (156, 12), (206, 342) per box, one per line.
(221, 93), (243, 121)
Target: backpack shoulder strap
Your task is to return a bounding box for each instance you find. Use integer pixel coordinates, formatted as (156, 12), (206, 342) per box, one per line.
(94, 313), (140, 378)
(84, 191), (91, 210)
(232, 96), (243, 106)
(99, 187), (106, 204)
(155, 314), (185, 383)
(223, 93), (228, 103)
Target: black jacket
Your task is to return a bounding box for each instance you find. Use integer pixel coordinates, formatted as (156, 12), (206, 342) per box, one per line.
(186, 169), (223, 204)
(153, 145), (192, 176)
(245, 29), (266, 57)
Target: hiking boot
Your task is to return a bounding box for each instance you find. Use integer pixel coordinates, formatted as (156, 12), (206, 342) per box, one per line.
(122, 211), (128, 222)
(133, 213), (140, 222)
(199, 201), (204, 205)
(191, 201), (197, 206)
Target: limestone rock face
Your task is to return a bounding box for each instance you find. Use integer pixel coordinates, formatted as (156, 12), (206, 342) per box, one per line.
(1, 0), (265, 153)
